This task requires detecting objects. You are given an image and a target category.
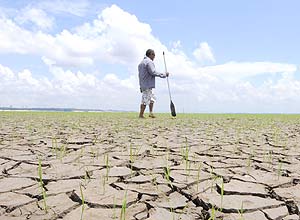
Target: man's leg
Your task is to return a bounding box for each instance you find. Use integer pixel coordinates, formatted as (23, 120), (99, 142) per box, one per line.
(149, 101), (155, 118)
(139, 104), (146, 118)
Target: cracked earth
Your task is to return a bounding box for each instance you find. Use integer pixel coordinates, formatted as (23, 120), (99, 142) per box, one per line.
(0, 112), (300, 219)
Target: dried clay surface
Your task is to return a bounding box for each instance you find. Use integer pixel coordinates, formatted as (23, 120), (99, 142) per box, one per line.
(0, 112), (300, 219)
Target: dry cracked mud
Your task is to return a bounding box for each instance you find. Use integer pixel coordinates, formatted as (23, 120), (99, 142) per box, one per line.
(0, 112), (300, 219)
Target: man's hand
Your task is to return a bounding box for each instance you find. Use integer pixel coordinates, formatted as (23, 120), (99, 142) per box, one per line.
(166, 72), (170, 77)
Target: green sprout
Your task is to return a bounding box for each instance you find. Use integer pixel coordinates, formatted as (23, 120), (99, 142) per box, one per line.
(38, 159), (48, 213)
(238, 201), (244, 220)
(80, 183), (85, 220)
(120, 190), (127, 220)
(196, 163), (202, 192)
(220, 177), (224, 211)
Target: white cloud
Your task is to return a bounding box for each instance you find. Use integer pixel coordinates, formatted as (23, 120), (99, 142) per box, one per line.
(0, 64), (14, 80)
(37, 0), (90, 17)
(18, 69), (39, 86)
(0, 4), (159, 68)
(0, 16), (95, 66)
(196, 61), (297, 82)
(0, 18), (35, 54)
(171, 40), (182, 50)
(0, 4), (300, 113)
(15, 7), (54, 30)
(103, 73), (137, 90)
(193, 42), (216, 64)
(0, 63), (139, 109)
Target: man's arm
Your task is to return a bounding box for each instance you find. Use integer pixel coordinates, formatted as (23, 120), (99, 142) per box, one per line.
(147, 61), (167, 78)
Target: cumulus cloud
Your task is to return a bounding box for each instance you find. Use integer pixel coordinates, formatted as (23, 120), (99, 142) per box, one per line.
(15, 7), (54, 30)
(37, 0), (90, 17)
(196, 61), (297, 82)
(0, 4), (161, 68)
(193, 42), (216, 65)
(0, 4), (300, 113)
(18, 69), (40, 86)
(0, 64), (14, 80)
(0, 63), (139, 109)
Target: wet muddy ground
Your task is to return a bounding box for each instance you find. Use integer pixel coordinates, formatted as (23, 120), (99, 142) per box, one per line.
(0, 112), (300, 219)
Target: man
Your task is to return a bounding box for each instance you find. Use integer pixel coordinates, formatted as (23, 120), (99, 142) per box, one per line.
(138, 49), (169, 118)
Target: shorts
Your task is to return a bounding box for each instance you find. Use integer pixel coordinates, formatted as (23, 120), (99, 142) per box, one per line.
(141, 89), (156, 105)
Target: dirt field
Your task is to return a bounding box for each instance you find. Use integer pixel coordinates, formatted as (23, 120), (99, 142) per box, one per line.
(0, 112), (299, 220)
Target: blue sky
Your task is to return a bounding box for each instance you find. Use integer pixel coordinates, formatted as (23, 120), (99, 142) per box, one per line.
(0, 0), (300, 113)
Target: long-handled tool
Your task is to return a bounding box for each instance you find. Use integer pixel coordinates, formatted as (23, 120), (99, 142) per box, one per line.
(163, 51), (176, 117)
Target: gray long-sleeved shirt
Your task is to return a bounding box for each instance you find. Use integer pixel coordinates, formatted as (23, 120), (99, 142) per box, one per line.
(138, 56), (166, 91)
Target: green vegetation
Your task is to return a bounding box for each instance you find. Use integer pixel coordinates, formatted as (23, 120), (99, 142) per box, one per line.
(238, 201), (244, 220)
(105, 154), (110, 181)
(80, 183), (85, 220)
(208, 206), (216, 220)
(120, 190), (127, 220)
(38, 159), (48, 213)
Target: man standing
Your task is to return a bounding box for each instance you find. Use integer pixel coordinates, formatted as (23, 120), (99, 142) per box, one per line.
(138, 49), (169, 118)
